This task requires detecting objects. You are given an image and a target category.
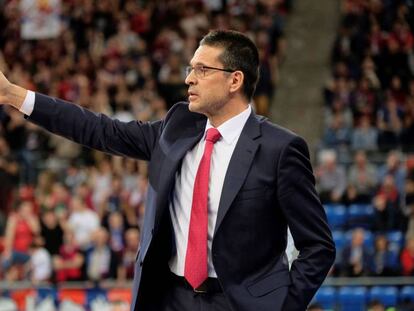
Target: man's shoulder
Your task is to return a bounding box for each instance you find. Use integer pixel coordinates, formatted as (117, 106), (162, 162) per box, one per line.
(256, 114), (300, 144)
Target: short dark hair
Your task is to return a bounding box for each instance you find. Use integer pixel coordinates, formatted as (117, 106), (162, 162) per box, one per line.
(200, 30), (259, 101)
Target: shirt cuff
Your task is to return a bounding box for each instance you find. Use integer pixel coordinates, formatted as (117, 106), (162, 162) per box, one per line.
(19, 90), (35, 116)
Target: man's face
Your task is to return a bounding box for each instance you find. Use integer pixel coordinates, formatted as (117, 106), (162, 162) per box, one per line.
(185, 45), (233, 117)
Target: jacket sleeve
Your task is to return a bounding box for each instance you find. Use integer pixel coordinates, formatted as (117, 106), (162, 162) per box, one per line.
(26, 93), (163, 161)
(277, 136), (336, 311)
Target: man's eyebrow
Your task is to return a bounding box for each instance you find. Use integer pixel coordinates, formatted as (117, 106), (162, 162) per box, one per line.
(189, 62), (207, 66)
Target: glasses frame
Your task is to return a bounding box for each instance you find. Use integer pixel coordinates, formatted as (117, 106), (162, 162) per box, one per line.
(185, 65), (235, 78)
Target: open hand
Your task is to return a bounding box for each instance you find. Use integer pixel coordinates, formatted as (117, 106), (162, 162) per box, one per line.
(0, 70), (27, 109)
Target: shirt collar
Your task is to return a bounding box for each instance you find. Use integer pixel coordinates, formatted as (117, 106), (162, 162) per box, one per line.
(204, 105), (252, 145)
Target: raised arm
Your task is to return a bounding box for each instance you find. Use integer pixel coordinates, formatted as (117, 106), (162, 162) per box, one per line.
(0, 70), (162, 161)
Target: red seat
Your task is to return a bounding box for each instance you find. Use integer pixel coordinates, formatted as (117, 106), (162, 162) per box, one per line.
(10, 289), (36, 311)
(58, 288), (86, 306)
(107, 288), (132, 304)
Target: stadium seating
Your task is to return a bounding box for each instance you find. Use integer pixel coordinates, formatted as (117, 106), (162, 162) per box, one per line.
(325, 204), (347, 229)
(400, 286), (414, 304)
(313, 286), (337, 309)
(347, 204), (374, 229)
(369, 286), (398, 307)
(338, 286), (367, 311)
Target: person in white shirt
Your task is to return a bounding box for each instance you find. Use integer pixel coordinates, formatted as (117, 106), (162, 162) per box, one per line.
(27, 236), (52, 283)
(67, 196), (100, 250)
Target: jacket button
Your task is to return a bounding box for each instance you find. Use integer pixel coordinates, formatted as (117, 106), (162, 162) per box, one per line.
(140, 260), (144, 267)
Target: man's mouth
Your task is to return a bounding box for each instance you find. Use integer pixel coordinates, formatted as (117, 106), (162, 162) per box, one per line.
(188, 91), (198, 100)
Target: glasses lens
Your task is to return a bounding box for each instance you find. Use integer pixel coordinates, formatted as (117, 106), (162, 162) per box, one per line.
(185, 66), (192, 76)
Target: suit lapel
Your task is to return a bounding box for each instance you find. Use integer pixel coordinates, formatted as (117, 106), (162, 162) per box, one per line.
(154, 118), (206, 227)
(214, 112), (261, 235)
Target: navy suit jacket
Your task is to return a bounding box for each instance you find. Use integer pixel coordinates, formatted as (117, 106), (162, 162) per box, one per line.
(27, 93), (335, 311)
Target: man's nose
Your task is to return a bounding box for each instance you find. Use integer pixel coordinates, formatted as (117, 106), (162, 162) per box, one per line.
(185, 70), (196, 85)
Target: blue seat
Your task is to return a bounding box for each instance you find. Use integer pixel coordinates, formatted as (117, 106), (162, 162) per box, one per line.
(313, 286), (337, 309)
(36, 287), (57, 306)
(324, 204), (347, 229)
(400, 286), (414, 303)
(338, 286), (367, 311)
(369, 286), (398, 307)
(333, 230), (345, 249)
(348, 204), (374, 229)
(86, 288), (107, 308)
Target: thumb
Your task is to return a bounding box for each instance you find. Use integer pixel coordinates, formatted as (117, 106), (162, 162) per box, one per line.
(0, 70), (11, 104)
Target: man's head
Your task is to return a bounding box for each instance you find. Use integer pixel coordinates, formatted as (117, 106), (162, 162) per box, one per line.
(351, 228), (365, 247)
(199, 30), (259, 101)
(185, 30), (259, 122)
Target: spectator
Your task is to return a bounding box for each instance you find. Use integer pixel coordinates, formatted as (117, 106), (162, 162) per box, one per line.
(40, 210), (64, 256)
(346, 150), (378, 203)
(400, 236), (414, 276)
(316, 150), (347, 204)
(86, 227), (118, 281)
(323, 111), (352, 149)
(373, 175), (402, 231)
(53, 229), (84, 282)
(377, 151), (406, 195)
(74, 181), (95, 211)
(254, 30), (277, 116)
(67, 196), (100, 250)
(1, 201), (40, 277)
(340, 228), (372, 277)
(370, 235), (400, 276)
(351, 77), (379, 122)
(64, 162), (88, 195)
(351, 115), (378, 151)
(27, 236), (52, 284)
(90, 158), (113, 213)
(377, 97), (403, 152)
(106, 211), (127, 257)
(118, 227), (140, 281)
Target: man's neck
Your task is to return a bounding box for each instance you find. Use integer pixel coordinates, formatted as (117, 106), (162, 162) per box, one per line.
(208, 100), (249, 128)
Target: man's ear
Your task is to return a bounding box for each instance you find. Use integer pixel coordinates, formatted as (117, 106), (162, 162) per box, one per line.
(229, 71), (244, 94)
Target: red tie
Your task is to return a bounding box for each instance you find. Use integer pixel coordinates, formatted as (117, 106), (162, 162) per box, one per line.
(184, 127), (221, 289)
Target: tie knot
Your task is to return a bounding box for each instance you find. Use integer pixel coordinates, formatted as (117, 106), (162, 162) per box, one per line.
(205, 128), (221, 143)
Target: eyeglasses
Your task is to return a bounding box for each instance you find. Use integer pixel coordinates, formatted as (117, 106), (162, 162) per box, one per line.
(185, 65), (235, 78)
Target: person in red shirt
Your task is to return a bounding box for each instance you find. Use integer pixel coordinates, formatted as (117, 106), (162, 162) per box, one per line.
(401, 236), (414, 276)
(1, 201), (40, 277)
(52, 229), (84, 282)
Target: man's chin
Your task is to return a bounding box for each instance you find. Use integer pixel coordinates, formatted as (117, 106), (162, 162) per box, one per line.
(188, 101), (200, 112)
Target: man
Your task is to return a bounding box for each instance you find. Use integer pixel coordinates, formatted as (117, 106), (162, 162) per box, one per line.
(0, 30), (335, 310)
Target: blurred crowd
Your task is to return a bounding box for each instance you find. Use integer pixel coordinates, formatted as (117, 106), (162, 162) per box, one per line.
(317, 0), (414, 278)
(0, 0), (291, 284)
